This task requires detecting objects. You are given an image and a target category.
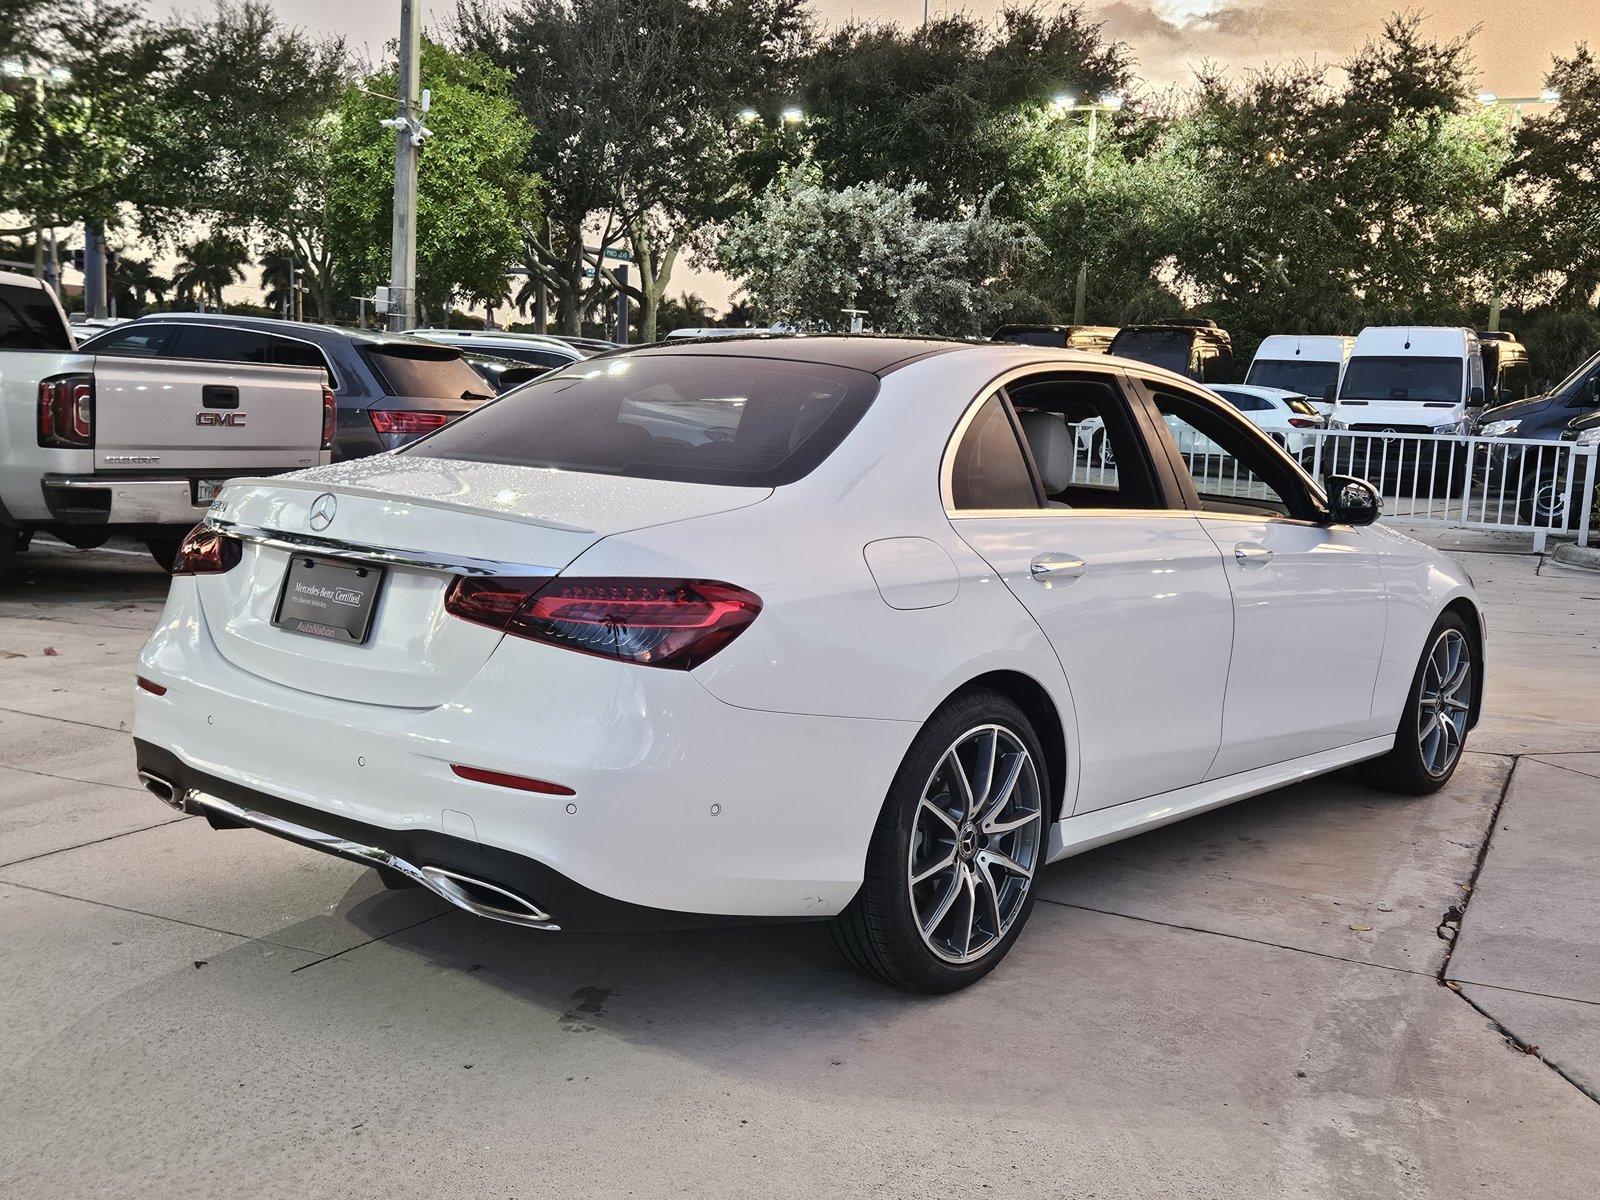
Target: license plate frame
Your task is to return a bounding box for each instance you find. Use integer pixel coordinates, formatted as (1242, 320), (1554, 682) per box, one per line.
(272, 554), (385, 645)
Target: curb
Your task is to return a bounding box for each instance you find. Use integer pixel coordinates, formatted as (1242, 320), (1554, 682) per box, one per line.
(1551, 542), (1600, 572)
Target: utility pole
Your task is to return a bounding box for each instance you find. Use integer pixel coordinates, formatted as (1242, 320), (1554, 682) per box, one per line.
(386, 0), (421, 331)
(83, 219), (108, 319)
(615, 264), (630, 345)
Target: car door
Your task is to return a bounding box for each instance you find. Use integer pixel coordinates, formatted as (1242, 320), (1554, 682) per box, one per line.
(1141, 379), (1388, 777)
(945, 370), (1235, 813)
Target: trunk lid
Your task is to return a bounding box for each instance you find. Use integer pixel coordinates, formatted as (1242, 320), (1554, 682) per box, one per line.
(194, 455), (770, 707)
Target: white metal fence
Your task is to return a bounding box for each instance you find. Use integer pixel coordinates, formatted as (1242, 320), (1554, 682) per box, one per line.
(1068, 425), (1598, 549)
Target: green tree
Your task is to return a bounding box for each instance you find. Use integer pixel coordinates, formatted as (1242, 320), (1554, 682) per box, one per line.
(171, 232), (249, 309)
(718, 164), (1038, 335)
(325, 37), (539, 319)
(107, 252), (168, 316)
(653, 290), (715, 336)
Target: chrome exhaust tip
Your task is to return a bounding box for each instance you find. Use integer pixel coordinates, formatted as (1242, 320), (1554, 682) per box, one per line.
(418, 866), (554, 927)
(138, 771), (183, 810)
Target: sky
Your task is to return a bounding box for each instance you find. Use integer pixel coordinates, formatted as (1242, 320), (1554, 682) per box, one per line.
(157, 0), (1600, 93)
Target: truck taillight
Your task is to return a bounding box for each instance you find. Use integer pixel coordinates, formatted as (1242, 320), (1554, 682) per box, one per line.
(37, 374), (94, 448)
(370, 409), (452, 436)
(444, 576), (762, 670)
(321, 385), (336, 449)
(172, 522), (242, 575)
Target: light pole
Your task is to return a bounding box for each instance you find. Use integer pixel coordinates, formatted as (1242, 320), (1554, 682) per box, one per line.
(1477, 88), (1561, 333)
(380, 0), (432, 331)
(1052, 92), (1123, 327)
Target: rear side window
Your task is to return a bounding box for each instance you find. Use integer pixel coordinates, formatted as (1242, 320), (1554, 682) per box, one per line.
(405, 354), (878, 487)
(172, 325), (273, 363)
(950, 395), (1040, 510)
(0, 281), (71, 351)
(362, 344), (493, 399)
(267, 336), (331, 373)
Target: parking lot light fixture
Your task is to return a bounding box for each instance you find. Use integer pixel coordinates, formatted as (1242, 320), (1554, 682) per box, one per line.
(48, 66), (70, 84)
(738, 107), (758, 122)
(1476, 90), (1498, 105)
(780, 105), (804, 123)
(1, 59), (24, 77)
(1540, 87), (1562, 104)
(1052, 92), (1075, 110)
(1099, 93), (1125, 111)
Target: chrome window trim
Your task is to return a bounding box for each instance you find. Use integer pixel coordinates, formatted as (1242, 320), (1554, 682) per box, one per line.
(207, 516), (558, 578)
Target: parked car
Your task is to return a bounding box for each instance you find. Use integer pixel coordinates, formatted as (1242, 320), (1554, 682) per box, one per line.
(1479, 345), (1600, 526)
(400, 328), (588, 373)
(459, 352), (552, 394)
(133, 337), (1483, 993)
(1208, 384), (1327, 457)
(1244, 334), (1353, 412)
(80, 314), (494, 460)
(1109, 319), (1233, 383)
(0, 272), (332, 575)
(991, 324), (1117, 352)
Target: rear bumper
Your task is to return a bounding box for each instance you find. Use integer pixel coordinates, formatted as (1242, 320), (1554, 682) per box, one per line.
(42, 475), (206, 526)
(132, 577), (915, 920)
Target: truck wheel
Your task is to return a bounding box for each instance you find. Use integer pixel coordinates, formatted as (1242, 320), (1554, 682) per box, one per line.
(145, 535), (184, 573)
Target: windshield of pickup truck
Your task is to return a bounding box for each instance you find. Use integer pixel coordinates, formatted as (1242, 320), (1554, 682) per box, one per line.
(1339, 356), (1462, 403)
(360, 343), (494, 399)
(0, 280), (71, 351)
(1245, 359), (1338, 398)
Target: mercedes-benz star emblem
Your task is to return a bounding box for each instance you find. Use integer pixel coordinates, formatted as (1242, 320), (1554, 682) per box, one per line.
(308, 493), (337, 532)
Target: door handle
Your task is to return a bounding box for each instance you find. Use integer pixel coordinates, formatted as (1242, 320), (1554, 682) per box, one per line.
(202, 384), (240, 410)
(1029, 553), (1087, 582)
(1234, 542), (1273, 567)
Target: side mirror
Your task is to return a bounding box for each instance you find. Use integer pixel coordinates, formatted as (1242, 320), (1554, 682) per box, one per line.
(1326, 474), (1380, 526)
(1468, 385), (1484, 405)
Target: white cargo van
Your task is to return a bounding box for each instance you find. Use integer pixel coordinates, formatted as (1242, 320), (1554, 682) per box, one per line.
(1330, 327), (1483, 436)
(1244, 334), (1353, 413)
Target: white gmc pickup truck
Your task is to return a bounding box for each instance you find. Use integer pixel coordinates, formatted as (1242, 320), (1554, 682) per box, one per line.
(0, 270), (332, 575)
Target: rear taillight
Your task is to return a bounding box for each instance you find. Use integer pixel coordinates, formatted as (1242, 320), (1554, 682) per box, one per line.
(321, 385), (336, 449)
(444, 576), (762, 670)
(369, 409), (452, 436)
(171, 522), (242, 575)
(38, 374), (95, 447)
(1288, 416), (1320, 428)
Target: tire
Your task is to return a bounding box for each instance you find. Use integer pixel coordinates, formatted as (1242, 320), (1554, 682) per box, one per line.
(1357, 611), (1474, 795)
(1518, 472), (1571, 530)
(145, 534), (184, 573)
(831, 689), (1049, 993)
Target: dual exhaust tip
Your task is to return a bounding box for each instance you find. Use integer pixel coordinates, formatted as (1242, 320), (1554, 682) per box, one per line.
(137, 771), (557, 930)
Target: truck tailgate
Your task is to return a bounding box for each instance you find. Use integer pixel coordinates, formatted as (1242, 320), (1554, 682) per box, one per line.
(89, 355), (327, 474)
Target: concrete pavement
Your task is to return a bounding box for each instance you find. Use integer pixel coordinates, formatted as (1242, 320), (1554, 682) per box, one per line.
(1, 531), (1598, 1198)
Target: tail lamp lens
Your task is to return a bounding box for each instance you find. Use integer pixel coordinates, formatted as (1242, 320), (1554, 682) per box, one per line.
(444, 576), (762, 670)
(321, 385), (337, 449)
(1287, 416), (1319, 428)
(172, 522), (242, 575)
(369, 409), (453, 436)
(37, 374), (95, 447)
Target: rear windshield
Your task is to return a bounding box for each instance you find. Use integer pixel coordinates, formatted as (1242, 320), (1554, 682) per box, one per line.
(0, 281), (71, 351)
(1245, 358), (1339, 399)
(1286, 397), (1320, 416)
(1339, 356), (1462, 403)
(404, 353), (878, 487)
(1110, 330), (1191, 372)
(361, 344), (494, 400)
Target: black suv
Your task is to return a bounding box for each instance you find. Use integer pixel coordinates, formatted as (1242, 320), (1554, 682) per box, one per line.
(79, 314), (496, 460)
(1478, 346), (1600, 524)
(1109, 319), (1234, 383)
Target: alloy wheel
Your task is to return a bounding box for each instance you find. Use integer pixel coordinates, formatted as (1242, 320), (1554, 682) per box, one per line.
(907, 724), (1043, 965)
(1417, 628), (1471, 778)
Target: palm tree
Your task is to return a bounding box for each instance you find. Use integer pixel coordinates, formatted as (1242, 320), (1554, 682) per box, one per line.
(107, 253), (168, 316)
(171, 233), (248, 310)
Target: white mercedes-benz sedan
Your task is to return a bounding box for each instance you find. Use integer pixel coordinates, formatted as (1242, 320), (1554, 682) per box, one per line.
(133, 337), (1484, 992)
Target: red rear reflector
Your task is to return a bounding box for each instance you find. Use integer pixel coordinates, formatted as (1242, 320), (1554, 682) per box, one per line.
(136, 676), (167, 696)
(171, 522), (243, 575)
(369, 409), (453, 436)
(450, 764), (575, 796)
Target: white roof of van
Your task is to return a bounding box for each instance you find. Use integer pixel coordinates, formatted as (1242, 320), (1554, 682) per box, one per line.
(1351, 326), (1475, 355)
(1253, 334), (1353, 361)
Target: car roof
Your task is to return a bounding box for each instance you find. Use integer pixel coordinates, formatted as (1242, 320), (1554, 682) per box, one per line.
(113, 312), (427, 351)
(406, 330), (582, 356)
(1253, 334), (1353, 358)
(1352, 326), (1475, 355)
(1212, 383), (1305, 401)
(0, 269), (46, 289)
(618, 333), (973, 375)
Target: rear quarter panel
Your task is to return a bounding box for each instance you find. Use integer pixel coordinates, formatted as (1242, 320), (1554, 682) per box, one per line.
(0, 349), (96, 521)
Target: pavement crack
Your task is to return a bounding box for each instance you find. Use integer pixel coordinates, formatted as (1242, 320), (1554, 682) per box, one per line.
(288, 910), (452, 974)
(1033, 897), (1436, 979)
(0, 705), (129, 735)
(0, 815), (190, 869)
(0, 760), (144, 794)
(1435, 755), (1600, 1107)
